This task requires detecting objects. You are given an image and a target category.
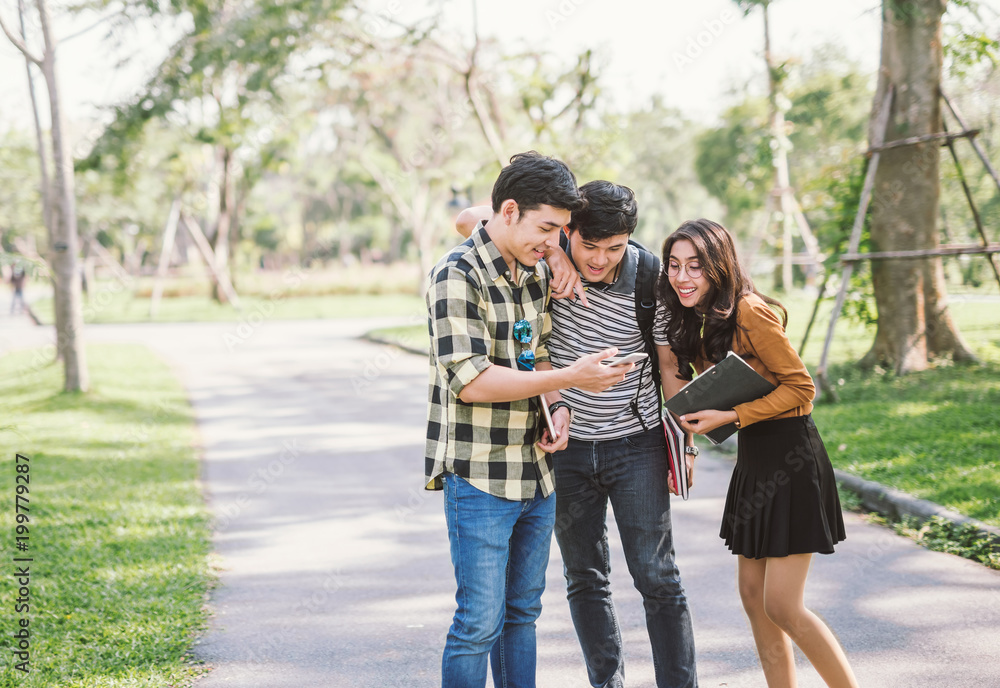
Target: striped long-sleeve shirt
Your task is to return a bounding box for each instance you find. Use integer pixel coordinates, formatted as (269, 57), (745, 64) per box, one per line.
(547, 244), (661, 440)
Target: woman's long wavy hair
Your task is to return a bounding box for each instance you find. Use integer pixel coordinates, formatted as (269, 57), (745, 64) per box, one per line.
(656, 219), (787, 381)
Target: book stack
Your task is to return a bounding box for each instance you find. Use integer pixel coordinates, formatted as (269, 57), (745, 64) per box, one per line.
(662, 413), (688, 500)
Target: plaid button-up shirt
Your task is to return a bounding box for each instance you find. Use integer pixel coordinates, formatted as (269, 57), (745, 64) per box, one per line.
(424, 224), (554, 500)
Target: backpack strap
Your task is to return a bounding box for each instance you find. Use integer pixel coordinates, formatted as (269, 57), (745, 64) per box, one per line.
(630, 240), (663, 427)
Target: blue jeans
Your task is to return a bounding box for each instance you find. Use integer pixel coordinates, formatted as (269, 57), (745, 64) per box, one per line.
(552, 427), (697, 688)
(441, 473), (556, 688)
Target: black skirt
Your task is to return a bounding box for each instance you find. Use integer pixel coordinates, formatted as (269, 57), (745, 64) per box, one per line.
(720, 415), (846, 559)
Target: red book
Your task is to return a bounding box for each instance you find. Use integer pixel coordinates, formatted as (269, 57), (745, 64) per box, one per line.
(662, 412), (688, 500)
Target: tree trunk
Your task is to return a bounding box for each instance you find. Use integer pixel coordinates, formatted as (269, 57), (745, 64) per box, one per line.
(38, 0), (88, 391)
(19, 0), (62, 354)
(862, 0), (975, 373)
(211, 145), (235, 303)
(20, 0), (51, 242)
(762, 1), (791, 293)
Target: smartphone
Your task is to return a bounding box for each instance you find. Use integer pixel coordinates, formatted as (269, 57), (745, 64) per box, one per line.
(538, 392), (558, 442)
(603, 352), (649, 367)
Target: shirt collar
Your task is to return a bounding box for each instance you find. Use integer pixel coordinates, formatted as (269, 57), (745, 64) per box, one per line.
(473, 221), (537, 287)
(566, 241), (638, 296)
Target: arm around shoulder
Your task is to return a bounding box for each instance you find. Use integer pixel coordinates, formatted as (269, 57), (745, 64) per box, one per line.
(455, 206), (492, 239)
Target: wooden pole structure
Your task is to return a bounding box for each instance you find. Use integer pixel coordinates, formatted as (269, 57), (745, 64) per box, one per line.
(941, 91), (1000, 195)
(799, 273), (828, 357)
(817, 89), (1000, 399)
(940, 105), (1000, 291)
(180, 214), (242, 309)
(867, 129), (978, 154)
(149, 199), (180, 318)
(841, 243), (1000, 261)
(816, 86), (894, 401)
(89, 240), (132, 285)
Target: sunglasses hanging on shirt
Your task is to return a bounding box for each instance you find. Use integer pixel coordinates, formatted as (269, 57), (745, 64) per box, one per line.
(512, 286), (535, 371)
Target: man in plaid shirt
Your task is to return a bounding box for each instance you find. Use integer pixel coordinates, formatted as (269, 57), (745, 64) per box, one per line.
(426, 152), (632, 687)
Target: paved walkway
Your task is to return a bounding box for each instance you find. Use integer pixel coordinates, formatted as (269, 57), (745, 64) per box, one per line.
(2, 313), (999, 687)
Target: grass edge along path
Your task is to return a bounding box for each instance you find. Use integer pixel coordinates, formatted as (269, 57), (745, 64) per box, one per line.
(0, 344), (212, 688)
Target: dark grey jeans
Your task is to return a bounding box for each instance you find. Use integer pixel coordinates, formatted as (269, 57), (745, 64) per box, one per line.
(552, 426), (698, 688)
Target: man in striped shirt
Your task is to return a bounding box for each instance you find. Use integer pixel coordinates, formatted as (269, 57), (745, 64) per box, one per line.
(427, 153), (633, 688)
(458, 181), (698, 687)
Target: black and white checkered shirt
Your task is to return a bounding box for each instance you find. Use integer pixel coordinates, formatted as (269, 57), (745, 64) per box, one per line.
(424, 224), (554, 500)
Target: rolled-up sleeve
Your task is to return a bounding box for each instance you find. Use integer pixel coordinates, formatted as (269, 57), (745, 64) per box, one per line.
(534, 293), (553, 365)
(427, 265), (493, 398)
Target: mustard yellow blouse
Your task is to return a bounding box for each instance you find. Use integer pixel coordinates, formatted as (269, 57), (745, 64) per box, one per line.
(694, 293), (815, 428)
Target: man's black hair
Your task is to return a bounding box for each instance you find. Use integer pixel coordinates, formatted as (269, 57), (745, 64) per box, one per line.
(491, 151), (585, 216)
(567, 180), (638, 242)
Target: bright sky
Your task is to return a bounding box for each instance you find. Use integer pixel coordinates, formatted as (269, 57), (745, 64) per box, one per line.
(439, 0), (884, 117)
(0, 0), (884, 136)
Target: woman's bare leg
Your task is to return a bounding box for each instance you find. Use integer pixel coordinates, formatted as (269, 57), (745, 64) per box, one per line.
(737, 555), (796, 687)
(761, 554), (859, 688)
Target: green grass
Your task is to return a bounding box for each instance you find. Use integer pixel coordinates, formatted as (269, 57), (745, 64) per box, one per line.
(0, 345), (211, 687)
(366, 323), (430, 353)
(813, 357), (1000, 527)
(31, 290), (424, 324)
(891, 515), (1000, 569)
(28, 263), (425, 325)
(781, 289), (1000, 369)
(799, 292), (1000, 528)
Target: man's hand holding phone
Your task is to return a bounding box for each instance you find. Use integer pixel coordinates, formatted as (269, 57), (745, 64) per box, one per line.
(566, 348), (634, 393)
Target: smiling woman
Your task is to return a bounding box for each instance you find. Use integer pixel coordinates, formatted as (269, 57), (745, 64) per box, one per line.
(666, 240), (708, 308)
(654, 218), (858, 688)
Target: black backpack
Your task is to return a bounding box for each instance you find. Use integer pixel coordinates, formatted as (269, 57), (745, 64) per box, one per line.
(631, 239), (663, 428)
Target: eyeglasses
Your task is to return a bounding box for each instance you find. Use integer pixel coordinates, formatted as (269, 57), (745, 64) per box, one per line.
(666, 261), (703, 279)
(514, 318), (535, 371)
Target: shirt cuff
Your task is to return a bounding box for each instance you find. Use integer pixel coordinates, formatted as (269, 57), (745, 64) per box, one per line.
(733, 404), (752, 430)
(447, 355), (492, 398)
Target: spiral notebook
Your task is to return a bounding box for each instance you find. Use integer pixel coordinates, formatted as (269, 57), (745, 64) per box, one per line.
(664, 352), (776, 444)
